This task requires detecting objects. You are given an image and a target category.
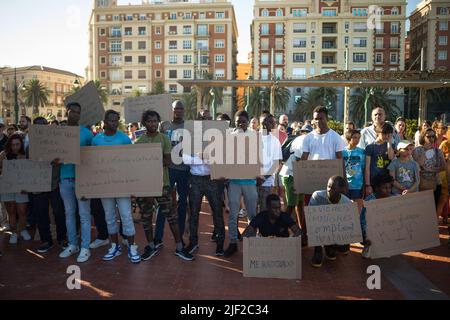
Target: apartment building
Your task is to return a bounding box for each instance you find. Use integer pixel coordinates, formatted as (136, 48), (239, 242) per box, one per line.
(251, 0), (407, 117)
(89, 0), (238, 115)
(409, 0), (450, 71)
(0, 66), (84, 124)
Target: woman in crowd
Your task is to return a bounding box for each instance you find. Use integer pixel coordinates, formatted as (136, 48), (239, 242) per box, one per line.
(394, 117), (409, 141)
(415, 120), (432, 147)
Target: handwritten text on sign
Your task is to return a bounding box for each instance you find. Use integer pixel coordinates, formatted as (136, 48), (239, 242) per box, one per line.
(29, 125), (80, 164)
(243, 237), (302, 280)
(365, 191), (440, 259)
(305, 202), (363, 247)
(124, 94), (173, 123)
(0, 160), (52, 193)
(76, 144), (163, 198)
(293, 160), (344, 194)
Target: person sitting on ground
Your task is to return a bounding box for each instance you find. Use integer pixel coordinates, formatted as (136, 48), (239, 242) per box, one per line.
(243, 194), (301, 238)
(308, 176), (352, 268)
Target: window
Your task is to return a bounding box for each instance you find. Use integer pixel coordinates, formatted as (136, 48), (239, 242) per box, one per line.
(262, 9), (269, 17)
(155, 27), (161, 35)
(275, 53), (283, 64)
(215, 55), (225, 63)
(183, 70), (192, 79)
(111, 55), (122, 66)
(275, 68), (283, 79)
(169, 41), (177, 49)
(169, 70), (177, 79)
(138, 56), (146, 64)
(215, 69), (225, 78)
(322, 9), (337, 16)
(390, 37), (399, 49)
(113, 15), (120, 21)
(199, 12), (205, 19)
(293, 53), (306, 63)
(292, 9), (307, 17)
(376, 38), (384, 49)
(439, 21), (448, 30)
(155, 70), (161, 78)
(292, 68), (306, 79)
(183, 55), (192, 64)
(215, 40), (225, 48)
(183, 25), (192, 35)
(345, 22), (349, 30)
(311, 36), (316, 45)
(99, 15), (106, 21)
(196, 40), (208, 50)
(124, 56), (132, 63)
(170, 12), (177, 20)
(375, 53), (383, 64)
(200, 55), (209, 65)
(138, 41), (146, 50)
(100, 42), (106, 50)
(391, 22), (399, 34)
(215, 25), (225, 33)
(261, 38), (269, 50)
(440, 8), (448, 15)
(344, 36), (349, 46)
(276, 23), (284, 35)
(124, 27), (132, 36)
(139, 14), (147, 21)
(438, 50), (448, 60)
(184, 12), (192, 20)
(169, 55), (177, 64)
(293, 23), (307, 33)
(124, 41), (132, 50)
(261, 24), (269, 35)
(155, 55), (161, 64)
(216, 12), (225, 19)
(261, 68), (269, 80)
(111, 27), (121, 37)
(138, 27), (146, 35)
(391, 7), (399, 15)
(169, 85), (178, 93)
(353, 22), (367, 32)
(169, 26), (177, 35)
(138, 70), (146, 79)
(274, 9), (282, 17)
(311, 51), (315, 60)
(197, 25), (208, 36)
(276, 38), (284, 50)
(183, 40), (192, 49)
(439, 36), (448, 46)
(353, 53), (367, 62)
(124, 70), (132, 79)
(110, 40), (121, 52)
(155, 41), (161, 49)
(261, 53), (269, 65)
(352, 8), (368, 16)
(390, 52), (398, 63)
(353, 37), (367, 47)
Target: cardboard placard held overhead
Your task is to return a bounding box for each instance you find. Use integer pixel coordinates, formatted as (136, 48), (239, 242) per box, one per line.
(76, 144), (163, 199)
(0, 160), (52, 194)
(305, 202), (363, 247)
(29, 125), (80, 164)
(210, 131), (262, 179)
(182, 120), (229, 156)
(293, 159), (344, 194)
(243, 237), (302, 280)
(364, 191), (440, 259)
(124, 94), (173, 123)
(64, 81), (105, 127)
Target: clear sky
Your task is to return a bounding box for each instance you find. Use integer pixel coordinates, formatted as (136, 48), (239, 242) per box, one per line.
(0, 0), (420, 77)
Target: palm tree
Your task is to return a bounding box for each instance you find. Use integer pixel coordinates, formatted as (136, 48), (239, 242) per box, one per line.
(295, 91), (320, 121)
(308, 87), (338, 115)
(22, 79), (49, 115)
(240, 87), (269, 118)
(181, 89), (198, 120)
(148, 81), (166, 95)
(132, 89), (142, 97)
(272, 86), (291, 114)
(199, 73), (224, 108)
(93, 80), (108, 105)
(350, 87), (400, 126)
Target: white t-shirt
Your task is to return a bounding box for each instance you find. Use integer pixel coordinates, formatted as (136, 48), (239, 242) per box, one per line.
(280, 135), (305, 177)
(261, 134), (282, 187)
(302, 129), (346, 160)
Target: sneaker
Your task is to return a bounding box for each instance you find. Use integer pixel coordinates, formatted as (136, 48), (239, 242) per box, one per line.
(336, 244), (350, 255)
(215, 243), (224, 256)
(141, 245), (159, 261)
(9, 233), (18, 244)
(174, 248), (194, 261)
(122, 238), (129, 248)
(103, 243), (122, 261)
(238, 209), (247, 218)
(362, 245), (371, 259)
(77, 248), (91, 263)
(311, 247), (323, 268)
(224, 243), (238, 257)
(128, 244), (141, 264)
(89, 238), (110, 249)
(325, 246), (337, 261)
(59, 245), (80, 258)
(154, 239), (163, 249)
(20, 230), (31, 241)
(186, 243), (199, 255)
(37, 242), (54, 253)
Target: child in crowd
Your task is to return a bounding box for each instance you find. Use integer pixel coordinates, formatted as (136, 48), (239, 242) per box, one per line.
(387, 140), (420, 195)
(343, 129), (365, 200)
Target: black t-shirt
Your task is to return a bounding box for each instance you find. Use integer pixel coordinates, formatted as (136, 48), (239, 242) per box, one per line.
(0, 135), (7, 153)
(250, 211), (296, 237)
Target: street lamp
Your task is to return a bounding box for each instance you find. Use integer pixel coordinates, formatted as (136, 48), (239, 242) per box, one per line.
(245, 75), (253, 112)
(364, 88), (375, 126)
(210, 89), (216, 120)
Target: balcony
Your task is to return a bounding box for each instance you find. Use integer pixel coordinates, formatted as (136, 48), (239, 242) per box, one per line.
(196, 32), (210, 37)
(322, 40), (337, 49)
(323, 23), (337, 34)
(323, 27), (337, 34)
(322, 54), (336, 64)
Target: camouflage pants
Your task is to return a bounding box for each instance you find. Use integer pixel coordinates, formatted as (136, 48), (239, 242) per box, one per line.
(137, 186), (178, 243)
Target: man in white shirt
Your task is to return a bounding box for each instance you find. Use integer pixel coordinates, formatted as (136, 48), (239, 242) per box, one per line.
(358, 107), (399, 150)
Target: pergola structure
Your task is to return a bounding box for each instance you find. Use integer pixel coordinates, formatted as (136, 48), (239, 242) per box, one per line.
(178, 70), (450, 124)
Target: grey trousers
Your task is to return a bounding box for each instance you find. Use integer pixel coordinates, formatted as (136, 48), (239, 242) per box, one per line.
(228, 183), (257, 243)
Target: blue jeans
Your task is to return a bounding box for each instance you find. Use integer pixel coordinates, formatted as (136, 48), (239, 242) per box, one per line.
(101, 197), (135, 237)
(59, 179), (91, 249)
(154, 168), (189, 242)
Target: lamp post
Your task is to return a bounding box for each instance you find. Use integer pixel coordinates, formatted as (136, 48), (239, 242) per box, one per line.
(210, 89), (216, 120)
(245, 75), (253, 112)
(14, 68), (19, 125)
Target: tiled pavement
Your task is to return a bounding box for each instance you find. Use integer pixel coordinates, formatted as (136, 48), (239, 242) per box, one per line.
(0, 201), (448, 300)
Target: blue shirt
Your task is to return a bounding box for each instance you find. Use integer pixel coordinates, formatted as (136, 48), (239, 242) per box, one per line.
(343, 147), (365, 190)
(60, 126), (94, 180)
(92, 131), (132, 146)
(230, 179), (257, 185)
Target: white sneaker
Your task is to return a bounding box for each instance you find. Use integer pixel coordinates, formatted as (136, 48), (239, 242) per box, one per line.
(89, 238), (110, 249)
(59, 245), (80, 258)
(77, 248), (91, 263)
(238, 209), (247, 218)
(20, 230), (32, 241)
(128, 244), (141, 264)
(9, 233), (18, 244)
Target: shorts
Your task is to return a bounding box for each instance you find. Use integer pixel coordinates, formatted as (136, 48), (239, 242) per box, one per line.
(281, 176), (304, 207)
(347, 189), (363, 200)
(0, 193), (29, 204)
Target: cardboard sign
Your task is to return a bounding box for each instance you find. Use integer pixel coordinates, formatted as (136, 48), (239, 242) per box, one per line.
(64, 81), (105, 127)
(182, 120), (229, 156)
(210, 131), (262, 179)
(76, 144), (163, 199)
(305, 202), (363, 247)
(293, 159), (344, 194)
(365, 191), (440, 259)
(243, 237), (302, 280)
(29, 125), (80, 164)
(0, 159), (52, 193)
(124, 94), (173, 123)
